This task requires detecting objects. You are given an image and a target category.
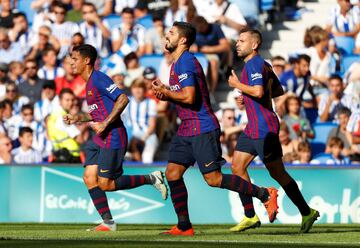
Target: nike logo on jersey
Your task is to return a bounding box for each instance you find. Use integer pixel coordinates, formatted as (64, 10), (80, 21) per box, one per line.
(100, 169), (109, 173)
(204, 161), (214, 167)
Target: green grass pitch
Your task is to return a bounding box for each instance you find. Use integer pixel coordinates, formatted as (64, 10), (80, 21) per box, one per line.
(0, 224), (359, 248)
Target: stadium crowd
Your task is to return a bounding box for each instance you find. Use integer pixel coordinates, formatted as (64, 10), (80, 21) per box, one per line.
(0, 0), (359, 165)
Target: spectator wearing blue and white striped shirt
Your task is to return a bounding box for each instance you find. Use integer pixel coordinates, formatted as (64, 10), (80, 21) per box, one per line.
(125, 78), (158, 163)
(11, 127), (43, 164)
(37, 47), (65, 80)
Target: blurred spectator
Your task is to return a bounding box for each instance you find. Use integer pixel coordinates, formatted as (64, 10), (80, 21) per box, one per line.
(8, 61), (25, 85)
(111, 7), (146, 57)
(279, 54), (316, 109)
(279, 121), (299, 163)
(26, 25), (61, 65)
(65, 0), (84, 23)
(19, 59), (45, 104)
(326, 0), (360, 53)
(304, 27), (332, 94)
(12, 127), (43, 163)
(37, 47), (65, 80)
(144, 0), (171, 17)
(110, 69), (129, 95)
(0, 0), (14, 29)
(206, 0), (247, 43)
(271, 55), (286, 78)
(79, 2), (111, 58)
(55, 55), (86, 98)
(50, 1), (80, 58)
(134, 1), (153, 28)
(0, 135), (12, 163)
(192, 0), (212, 19)
(0, 100), (6, 135)
(114, 0), (137, 14)
(192, 16), (230, 93)
(219, 107), (242, 142)
(34, 80), (59, 122)
(126, 78), (158, 163)
(326, 137), (349, 164)
(4, 82), (30, 115)
(47, 88), (83, 163)
(347, 110), (360, 162)
(31, 0), (54, 32)
(69, 32), (85, 52)
(2, 99), (13, 122)
(86, 0), (113, 17)
(344, 61), (360, 84)
(123, 52), (144, 87)
(283, 95), (314, 140)
(0, 28), (23, 63)
(159, 50), (173, 85)
(164, 0), (196, 29)
(326, 107), (352, 156)
(221, 132), (238, 163)
(9, 12), (36, 57)
(293, 141), (312, 164)
(318, 74), (352, 122)
(145, 14), (166, 54)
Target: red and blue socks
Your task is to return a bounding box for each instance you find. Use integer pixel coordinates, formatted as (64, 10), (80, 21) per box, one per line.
(114, 175), (152, 190)
(282, 178), (310, 216)
(88, 186), (113, 224)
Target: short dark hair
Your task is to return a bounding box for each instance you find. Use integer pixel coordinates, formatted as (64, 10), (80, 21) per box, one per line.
(328, 137), (344, 149)
(52, 0), (67, 12)
(239, 26), (262, 51)
(72, 44), (98, 66)
(82, 2), (96, 10)
(21, 104), (33, 113)
(123, 52), (138, 66)
(13, 12), (27, 21)
(173, 21), (196, 47)
(122, 7), (134, 15)
(59, 88), (74, 99)
(297, 54), (311, 64)
(337, 107), (351, 117)
(329, 74), (343, 83)
(43, 47), (57, 57)
(19, 127), (33, 137)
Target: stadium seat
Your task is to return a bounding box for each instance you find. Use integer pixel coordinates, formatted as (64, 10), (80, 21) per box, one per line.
(139, 54), (164, 74)
(304, 108), (318, 125)
(334, 36), (355, 55)
(232, 0), (259, 26)
(312, 122), (338, 144)
(312, 152), (332, 164)
(260, 0), (275, 12)
(103, 14), (122, 28)
(136, 15), (153, 29)
(17, 0), (36, 26)
(341, 54), (360, 73)
(194, 52), (208, 75)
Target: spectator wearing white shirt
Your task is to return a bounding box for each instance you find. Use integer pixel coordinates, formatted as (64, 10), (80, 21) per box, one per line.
(114, 0), (138, 14)
(86, 0), (113, 17)
(164, 0), (197, 29)
(346, 110), (360, 162)
(0, 135), (12, 164)
(111, 7), (146, 57)
(79, 2), (111, 58)
(34, 80), (59, 123)
(12, 127), (43, 164)
(37, 47), (65, 80)
(126, 78), (158, 163)
(0, 28), (23, 64)
(50, 1), (80, 58)
(318, 75), (352, 122)
(145, 14), (166, 55)
(4, 82), (30, 116)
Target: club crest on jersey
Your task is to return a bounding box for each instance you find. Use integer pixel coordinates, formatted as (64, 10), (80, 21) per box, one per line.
(87, 90), (93, 96)
(106, 84), (117, 94)
(178, 73), (188, 83)
(251, 73), (262, 81)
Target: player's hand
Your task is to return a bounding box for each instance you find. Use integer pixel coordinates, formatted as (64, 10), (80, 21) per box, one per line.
(63, 114), (78, 125)
(152, 79), (165, 93)
(89, 121), (107, 136)
(228, 70), (240, 88)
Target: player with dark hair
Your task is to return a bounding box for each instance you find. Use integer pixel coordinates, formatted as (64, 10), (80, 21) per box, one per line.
(152, 22), (278, 236)
(65, 44), (168, 232)
(227, 27), (319, 233)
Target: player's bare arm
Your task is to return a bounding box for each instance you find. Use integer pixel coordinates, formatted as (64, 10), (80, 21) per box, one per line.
(228, 70), (264, 98)
(63, 113), (93, 125)
(90, 94), (129, 135)
(152, 79), (195, 105)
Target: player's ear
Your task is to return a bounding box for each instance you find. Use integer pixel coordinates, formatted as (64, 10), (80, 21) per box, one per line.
(179, 37), (187, 46)
(84, 57), (91, 66)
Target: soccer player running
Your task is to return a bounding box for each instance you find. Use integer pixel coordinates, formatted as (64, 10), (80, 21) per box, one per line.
(64, 44), (168, 231)
(227, 27), (319, 233)
(152, 22), (278, 236)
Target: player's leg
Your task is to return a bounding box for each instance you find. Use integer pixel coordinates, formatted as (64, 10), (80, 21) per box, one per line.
(83, 141), (115, 231)
(261, 133), (319, 232)
(96, 147), (167, 199)
(161, 135), (195, 235)
(230, 151), (261, 232)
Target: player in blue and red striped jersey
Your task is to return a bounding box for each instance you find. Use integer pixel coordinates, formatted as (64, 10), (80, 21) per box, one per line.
(64, 44), (168, 232)
(228, 27), (319, 233)
(152, 22), (278, 236)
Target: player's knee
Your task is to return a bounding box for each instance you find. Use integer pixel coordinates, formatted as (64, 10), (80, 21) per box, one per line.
(83, 173), (97, 188)
(203, 172), (222, 187)
(231, 163), (246, 176)
(165, 167), (181, 181)
(98, 178), (113, 191)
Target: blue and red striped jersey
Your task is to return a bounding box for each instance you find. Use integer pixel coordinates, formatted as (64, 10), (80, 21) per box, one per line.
(86, 70), (127, 149)
(241, 55), (280, 139)
(169, 51), (219, 136)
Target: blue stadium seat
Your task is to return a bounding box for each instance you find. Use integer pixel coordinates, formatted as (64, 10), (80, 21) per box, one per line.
(103, 14), (122, 28)
(341, 54), (360, 73)
(334, 36), (355, 55)
(17, 0), (36, 26)
(139, 54), (163, 74)
(136, 15), (153, 29)
(312, 152), (332, 163)
(310, 142), (326, 157)
(304, 108), (318, 125)
(260, 0), (274, 12)
(194, 52), (209, 75)
(312, 122), (338, 144)
(232, 0), (259, 26)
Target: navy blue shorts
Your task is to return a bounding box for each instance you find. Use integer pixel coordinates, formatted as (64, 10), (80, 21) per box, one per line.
(235, 132), (283, 163)
(168, 129), (226, 174)
(84, 141), (126, 179)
